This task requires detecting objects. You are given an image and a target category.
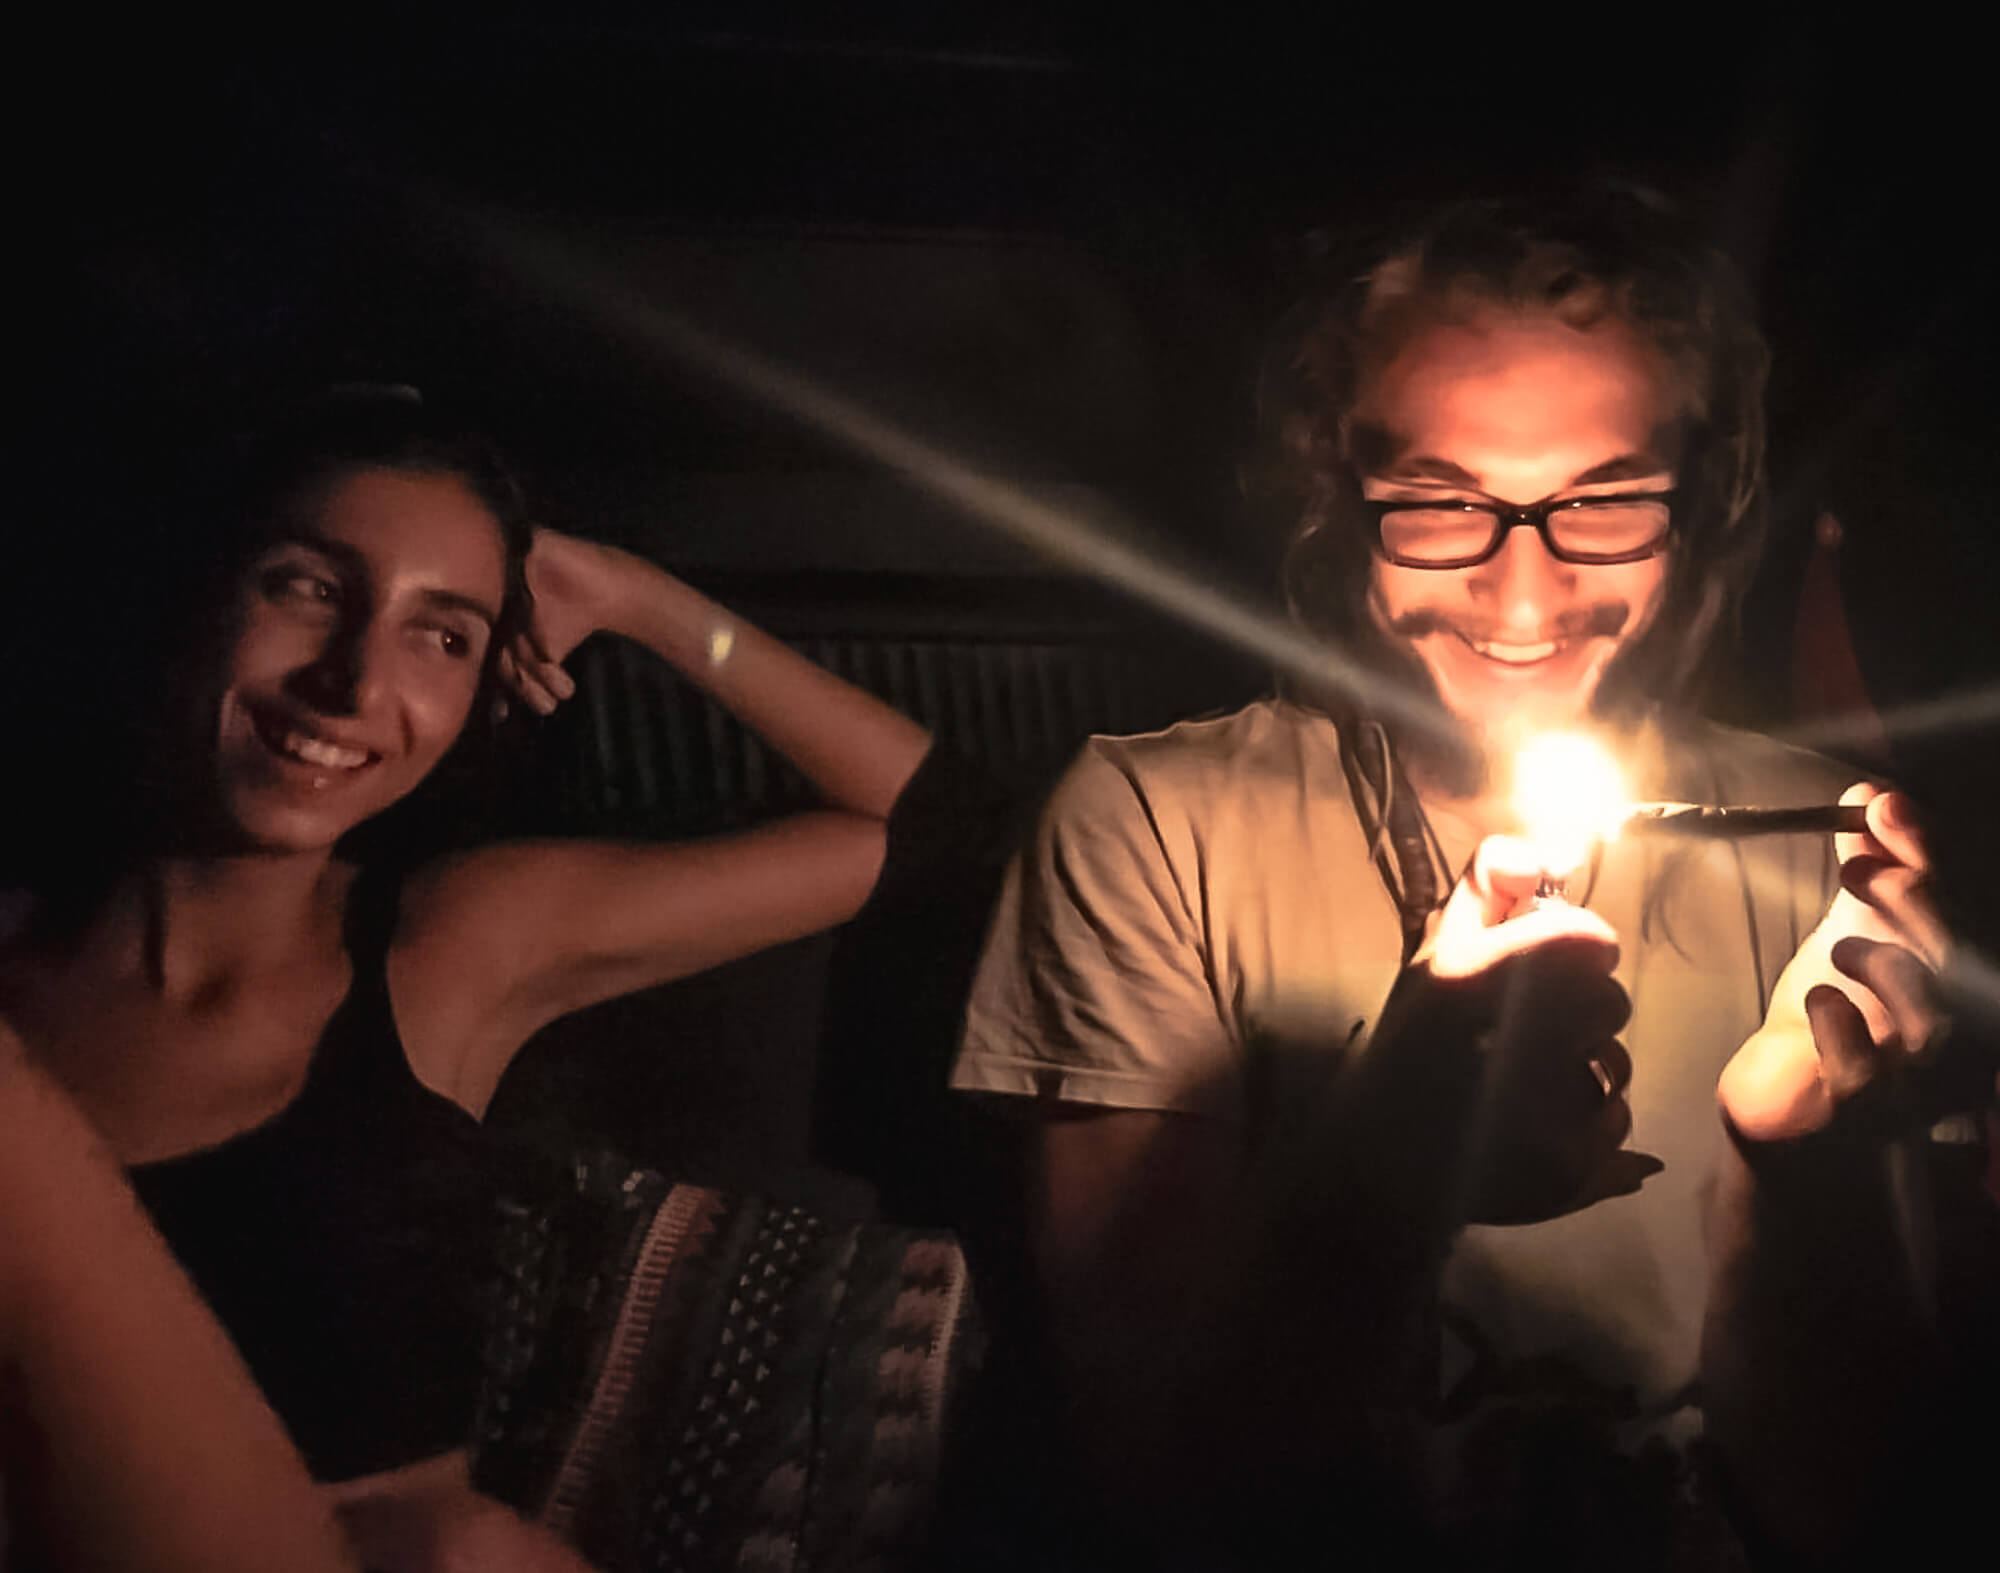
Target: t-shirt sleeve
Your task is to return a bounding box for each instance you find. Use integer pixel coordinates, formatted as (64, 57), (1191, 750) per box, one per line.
(950, 742), (1241, 1118)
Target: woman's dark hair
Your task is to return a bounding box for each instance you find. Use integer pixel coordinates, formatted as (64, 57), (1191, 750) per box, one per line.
(221, 385), (536, 682)
(7, 388), (539, 896)
(1249, 181), (1771, 726)
(214, 387), (539, 865)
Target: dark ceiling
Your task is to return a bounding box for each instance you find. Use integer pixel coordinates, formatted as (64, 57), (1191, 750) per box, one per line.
(20, 8), (1997, 659)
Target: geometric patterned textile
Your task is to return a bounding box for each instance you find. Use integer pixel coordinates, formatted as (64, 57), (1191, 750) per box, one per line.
(474, 1149), (983, 1573)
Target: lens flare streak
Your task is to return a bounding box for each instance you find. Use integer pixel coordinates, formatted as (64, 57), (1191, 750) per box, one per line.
(467, 213), (1457, 744)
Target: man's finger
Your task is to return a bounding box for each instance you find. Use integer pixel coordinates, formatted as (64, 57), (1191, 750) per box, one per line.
(1470, 834), (1590, 925)
(1587, 1034), (1633, 1098)
(1840, 856), (1952, 972)
(1804, 982), (1883, 1101)
(1431, 890), (1618, 978)
(1865, 788), (1931, 875)
(1835, 780), (1885, 867)
(1500, 947), (1633, 1041)
(1830, 935), (1945, 1058)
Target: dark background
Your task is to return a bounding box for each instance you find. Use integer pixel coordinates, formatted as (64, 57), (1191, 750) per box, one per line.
(20, 7), (1993, 688)
(13, 5), (1999, 1195)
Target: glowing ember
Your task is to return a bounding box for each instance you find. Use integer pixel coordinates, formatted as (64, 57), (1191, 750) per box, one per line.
(1512, 732), (1629, 873)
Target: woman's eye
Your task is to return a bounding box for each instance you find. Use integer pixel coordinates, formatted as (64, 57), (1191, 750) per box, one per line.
(261, 567), (341, 606)
(426, 625), (476, 660)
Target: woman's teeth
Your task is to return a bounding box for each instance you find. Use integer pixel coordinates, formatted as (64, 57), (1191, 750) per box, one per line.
(281, 732), (369, 770)
(1469, 637), (1560, 665)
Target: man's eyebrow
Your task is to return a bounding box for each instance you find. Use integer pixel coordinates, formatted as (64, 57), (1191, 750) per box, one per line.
(1357, 446), (1675, 491)
(420, 588), (500, 628)
(1372, 454), (1486, 487)
(1565, 452), (1675, 487)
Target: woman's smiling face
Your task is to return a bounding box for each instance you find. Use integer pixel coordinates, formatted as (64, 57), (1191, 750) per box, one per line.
(210, 466), (507, 855)
(1357, 305), (1678, 743)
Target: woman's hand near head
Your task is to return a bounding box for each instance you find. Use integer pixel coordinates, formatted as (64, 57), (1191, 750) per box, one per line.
(497, 529), (634, 716)
(495, 528), (931, 816)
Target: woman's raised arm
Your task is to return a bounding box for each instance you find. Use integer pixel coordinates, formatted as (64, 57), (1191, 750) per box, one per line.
(502, 529), (931, 819)
(397, 529), (934, 1113)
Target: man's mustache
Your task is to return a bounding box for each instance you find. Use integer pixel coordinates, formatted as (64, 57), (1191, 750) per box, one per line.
(1386, 602), (1631, 643)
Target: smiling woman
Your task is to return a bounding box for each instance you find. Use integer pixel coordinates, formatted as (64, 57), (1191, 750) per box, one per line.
(213, 468), (509, 856)
(0, 388), (934, 1570)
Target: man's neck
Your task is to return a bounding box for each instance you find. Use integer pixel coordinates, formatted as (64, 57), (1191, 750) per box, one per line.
(1398, 710), (1668, 840)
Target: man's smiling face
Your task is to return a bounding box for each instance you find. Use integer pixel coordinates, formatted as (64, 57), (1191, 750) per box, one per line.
(1356, 305), (1678, 743)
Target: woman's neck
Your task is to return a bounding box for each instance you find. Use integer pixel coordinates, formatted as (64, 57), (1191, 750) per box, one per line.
(101, 851), (351, 1000)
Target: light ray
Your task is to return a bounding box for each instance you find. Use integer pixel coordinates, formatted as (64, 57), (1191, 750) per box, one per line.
(1778, 682), (2000, 755)
(464, 212), (1458, 744)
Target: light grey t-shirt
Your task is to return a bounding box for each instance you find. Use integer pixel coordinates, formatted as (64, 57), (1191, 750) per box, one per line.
(954, 697), (1847, 1434)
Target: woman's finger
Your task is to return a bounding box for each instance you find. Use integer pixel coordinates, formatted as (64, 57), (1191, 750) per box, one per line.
(520, 661), (574, 706)
(508, 666), (559, 715)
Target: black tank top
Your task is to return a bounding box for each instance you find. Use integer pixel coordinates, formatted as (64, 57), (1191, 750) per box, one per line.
(128, 867), (493, 1483)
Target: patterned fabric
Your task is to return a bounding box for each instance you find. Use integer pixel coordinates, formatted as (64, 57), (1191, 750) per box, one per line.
(473, 1150), (982, 1573)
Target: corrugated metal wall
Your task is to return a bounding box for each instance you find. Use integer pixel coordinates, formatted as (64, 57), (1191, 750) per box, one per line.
(530, 594), (1264, 836)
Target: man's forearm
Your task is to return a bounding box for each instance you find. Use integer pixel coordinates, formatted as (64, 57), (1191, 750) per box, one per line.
(1701, 1133), (1936, 1564)
(1034, 1033), (1485, 1535)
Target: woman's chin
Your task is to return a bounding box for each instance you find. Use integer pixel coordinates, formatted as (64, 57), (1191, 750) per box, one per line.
(216, 779), (384, 859)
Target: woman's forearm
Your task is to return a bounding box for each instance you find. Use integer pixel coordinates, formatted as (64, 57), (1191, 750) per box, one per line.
(2, 1053), (359, 1572)
(605, 556), (931, 822)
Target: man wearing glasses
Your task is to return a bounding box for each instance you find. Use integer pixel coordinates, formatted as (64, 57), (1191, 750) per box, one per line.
(945, 188), (1951, 1567)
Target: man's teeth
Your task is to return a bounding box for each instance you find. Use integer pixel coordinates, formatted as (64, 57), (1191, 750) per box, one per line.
(1469, 638), (1560, 664)
(282, 732), (369, 769)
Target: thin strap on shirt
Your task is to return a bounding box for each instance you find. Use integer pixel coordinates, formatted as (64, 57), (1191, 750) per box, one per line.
(1337, 715), (1445, 965)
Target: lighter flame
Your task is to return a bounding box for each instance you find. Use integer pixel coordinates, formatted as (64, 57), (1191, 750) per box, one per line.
(1512, 732), (1629, 874)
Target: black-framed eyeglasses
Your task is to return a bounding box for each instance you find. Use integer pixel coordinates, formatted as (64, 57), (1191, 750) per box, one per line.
(1365, 491), (1675, 570)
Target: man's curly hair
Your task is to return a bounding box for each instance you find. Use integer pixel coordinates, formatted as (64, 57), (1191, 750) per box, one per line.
(1249, 182), (1771, 726)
